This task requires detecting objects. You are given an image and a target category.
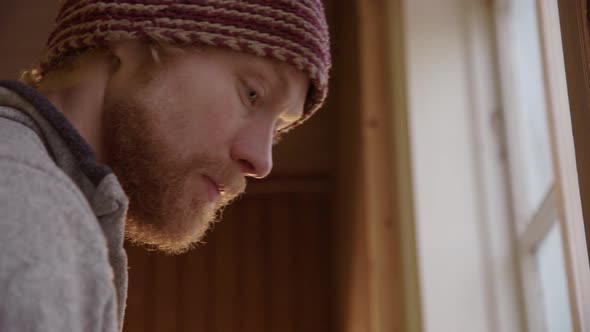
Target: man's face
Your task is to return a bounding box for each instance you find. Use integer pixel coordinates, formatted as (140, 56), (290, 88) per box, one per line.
(102, 45), (309, 254)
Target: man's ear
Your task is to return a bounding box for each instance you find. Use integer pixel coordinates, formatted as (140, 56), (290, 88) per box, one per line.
(108, 40), (152, 77)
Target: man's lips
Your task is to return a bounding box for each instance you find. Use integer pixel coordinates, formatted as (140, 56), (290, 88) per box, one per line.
(203, 175), (221, 202)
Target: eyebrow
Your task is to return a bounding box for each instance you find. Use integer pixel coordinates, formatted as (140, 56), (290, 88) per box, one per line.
(280, 111), (303, 123)
(266, 58), (289, 90)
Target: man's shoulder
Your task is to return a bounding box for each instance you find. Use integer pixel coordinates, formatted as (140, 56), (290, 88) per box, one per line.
(0, 105), (57, 170)
(0, 88), (120, 332)
(0, 111), (109, 268)
(0, 134), (117, 332)
(0, 105), (93, 219)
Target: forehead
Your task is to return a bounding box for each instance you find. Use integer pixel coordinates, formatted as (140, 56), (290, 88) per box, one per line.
(215, 48), (308, 86)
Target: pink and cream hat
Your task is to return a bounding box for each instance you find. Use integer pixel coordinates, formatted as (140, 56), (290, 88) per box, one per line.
(41, 0), (332, 128)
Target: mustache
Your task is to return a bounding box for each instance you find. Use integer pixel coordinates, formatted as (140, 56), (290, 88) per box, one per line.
(179, 154), (247, 201)
(217, 173), (246, 205)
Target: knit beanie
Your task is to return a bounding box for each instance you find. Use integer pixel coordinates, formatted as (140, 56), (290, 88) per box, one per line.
(41, 0), (331, 129)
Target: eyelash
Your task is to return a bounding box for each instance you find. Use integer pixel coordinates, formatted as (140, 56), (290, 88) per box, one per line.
(273, 131), (285, 145)
(241, 78), (263, 107)
(247, 87), (259, 105)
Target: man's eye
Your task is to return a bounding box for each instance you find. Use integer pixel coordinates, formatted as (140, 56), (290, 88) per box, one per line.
(247, 88), (259, 104)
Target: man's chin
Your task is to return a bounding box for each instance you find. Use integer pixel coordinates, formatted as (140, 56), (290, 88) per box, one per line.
(124, 204), (218, 255)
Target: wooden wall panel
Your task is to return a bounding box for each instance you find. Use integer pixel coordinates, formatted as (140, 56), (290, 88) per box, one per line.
(177, 236), (214, 332)
(238, 199), (266, 332)
(124, 189), (334, 332)
(329, 0), (372, 330)
(124, 246), (152, 332)
(151, 253), (179, 331)
(295, 194), (332, 332)
(212, 202), (237, 332)
(0, 0), (57, 79)
(268, 195), (295, 332)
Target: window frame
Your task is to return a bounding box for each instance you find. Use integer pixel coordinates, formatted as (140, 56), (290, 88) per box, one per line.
(538, 1), (590, 330)
(493, 1), (559, 331)
(493, 0), (590, 331)
(553, 0), (590, 330)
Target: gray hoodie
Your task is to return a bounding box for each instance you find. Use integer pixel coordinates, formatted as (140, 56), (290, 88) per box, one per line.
(0, 80), (128, 332)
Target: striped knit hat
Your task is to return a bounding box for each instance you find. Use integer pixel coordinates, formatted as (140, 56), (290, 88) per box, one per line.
(41, 0), (331, 129)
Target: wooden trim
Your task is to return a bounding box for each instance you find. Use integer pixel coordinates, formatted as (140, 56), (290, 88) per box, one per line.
(330, 0), (372, 329)
(358, 0), (401, 329)
(357, 0), (421, 331)
(247, 177), (333, 194)
(387, 1), (423, 331)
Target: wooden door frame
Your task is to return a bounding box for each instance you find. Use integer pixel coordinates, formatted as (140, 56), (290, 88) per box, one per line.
(357, 0), (421, 331)
(332, 0), (421, 331)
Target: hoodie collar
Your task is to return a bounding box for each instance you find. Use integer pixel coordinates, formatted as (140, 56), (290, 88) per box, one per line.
(0, 79), (112, 185)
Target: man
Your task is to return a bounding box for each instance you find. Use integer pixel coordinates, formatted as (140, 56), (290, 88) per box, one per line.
(0, 1), (330, 331)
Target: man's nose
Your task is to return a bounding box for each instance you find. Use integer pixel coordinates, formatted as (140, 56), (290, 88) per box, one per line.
(231, 127), (274, 179)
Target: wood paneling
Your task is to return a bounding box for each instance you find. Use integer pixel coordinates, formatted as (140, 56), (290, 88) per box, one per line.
(0, 1), (58, 79)
(124, 189), (334, 332)
(237, 198), (266, 332)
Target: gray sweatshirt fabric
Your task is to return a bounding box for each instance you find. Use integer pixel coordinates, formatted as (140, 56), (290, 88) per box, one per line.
(0, 80), (129, 332)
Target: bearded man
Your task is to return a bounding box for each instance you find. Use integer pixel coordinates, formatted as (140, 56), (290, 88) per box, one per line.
(0, 1), (331, 331)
